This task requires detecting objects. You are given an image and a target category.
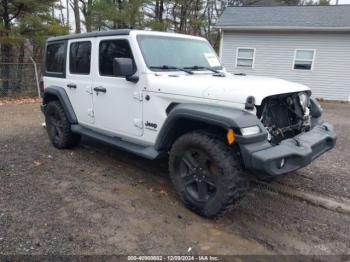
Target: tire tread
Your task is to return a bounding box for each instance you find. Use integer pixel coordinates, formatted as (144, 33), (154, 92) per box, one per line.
(169, 131), (249, 218)
(45, 100), (81, 149)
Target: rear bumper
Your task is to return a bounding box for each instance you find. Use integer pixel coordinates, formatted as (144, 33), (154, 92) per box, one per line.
(240, 122), (336, 177)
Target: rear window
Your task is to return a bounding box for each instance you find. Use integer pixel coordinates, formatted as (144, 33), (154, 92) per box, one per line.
(70, 41), (91, 74)
(46, 43), (65, 74)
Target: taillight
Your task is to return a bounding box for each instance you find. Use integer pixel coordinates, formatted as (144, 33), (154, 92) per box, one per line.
(39, 79), (44, 97)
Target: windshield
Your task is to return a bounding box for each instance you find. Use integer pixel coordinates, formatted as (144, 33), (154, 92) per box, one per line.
(137, 35), (223, 71)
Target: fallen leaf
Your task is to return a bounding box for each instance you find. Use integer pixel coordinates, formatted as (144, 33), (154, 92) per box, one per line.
(34, 160), (43, 167)
(159, 190), (168, 197)
(213, 224), (220, 229)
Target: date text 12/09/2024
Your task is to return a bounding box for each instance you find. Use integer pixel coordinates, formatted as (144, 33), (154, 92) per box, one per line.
(127, 255), (220, 261)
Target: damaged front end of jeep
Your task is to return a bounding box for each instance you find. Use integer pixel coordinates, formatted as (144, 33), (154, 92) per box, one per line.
(239, 92), (336, 180)
(257, 91), (321, 145)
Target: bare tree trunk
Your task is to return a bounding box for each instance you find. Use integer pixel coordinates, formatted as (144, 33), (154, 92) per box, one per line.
(112, 0), (118, 28)
(117, 0), (124, 28)
(71, 0), (81, 33)
(66, 0), (70, 27)
(0, 43), (11, 96)
(16, 44), (25, 93)
(84, 0), (93, 32)
(155, 0), (164, 22)
(179, 0), (188, 33)
(0, 0), (12, 96)
(59, 0), (65, 25)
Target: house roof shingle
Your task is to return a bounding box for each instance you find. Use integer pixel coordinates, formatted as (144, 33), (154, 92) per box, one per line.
(216, 5), (350, 31)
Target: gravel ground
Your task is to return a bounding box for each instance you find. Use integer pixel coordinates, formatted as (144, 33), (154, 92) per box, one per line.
(0, 101), (349, 255)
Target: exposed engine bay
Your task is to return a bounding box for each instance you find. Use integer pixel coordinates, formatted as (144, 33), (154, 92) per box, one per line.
(257, 92), (312, 144)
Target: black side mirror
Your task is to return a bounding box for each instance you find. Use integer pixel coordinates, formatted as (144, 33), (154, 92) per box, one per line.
(113, 57), (138, 83)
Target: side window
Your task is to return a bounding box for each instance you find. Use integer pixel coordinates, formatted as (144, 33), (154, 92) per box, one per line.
(236, 48), (255, 68)
(46, 43), (65, 73)
(293, 50), (315, 70)
(70, 41), (91, 74)
(99, 39), (135, 77)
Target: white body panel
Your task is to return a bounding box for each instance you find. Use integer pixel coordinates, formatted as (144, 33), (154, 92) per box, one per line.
(91, 35), (143, 137)
(144, 72), (309, 105)
(66, 38), (95, 125)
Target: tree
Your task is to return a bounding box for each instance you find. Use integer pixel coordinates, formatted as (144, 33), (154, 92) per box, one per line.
(155, 0), (165, 23)
(77, 0), (147, 31)
(145, 0), (171, 31)
(70, 0), (81, 33)
(1, 0), (24, 93)
(66, 0), (69, 27)
(319, 0), (330, 5)
(0, 0), (67, 96)
(79, 0), (93, 32)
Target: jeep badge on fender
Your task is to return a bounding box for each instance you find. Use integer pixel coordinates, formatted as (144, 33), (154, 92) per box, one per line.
(145, 121), (158, 130)
(40, 30), (336, 218)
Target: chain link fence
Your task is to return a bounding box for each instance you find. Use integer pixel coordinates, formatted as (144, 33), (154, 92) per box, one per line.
(0, 57), (41, 98)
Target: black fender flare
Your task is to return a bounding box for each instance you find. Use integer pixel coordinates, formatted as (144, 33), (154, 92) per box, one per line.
(42, 86), (78, 124)
(154, 103), (267, 151)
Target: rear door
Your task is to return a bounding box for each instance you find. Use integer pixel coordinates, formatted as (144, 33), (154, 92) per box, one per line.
(91, 37), (143, 137)
(65, 39), (94, 125)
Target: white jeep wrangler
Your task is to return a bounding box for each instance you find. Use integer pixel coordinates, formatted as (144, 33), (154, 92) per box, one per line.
(41, 30), (336, 218)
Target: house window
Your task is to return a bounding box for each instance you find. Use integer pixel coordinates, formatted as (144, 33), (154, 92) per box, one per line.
(293, 50), (315, 70)
(236, 48), (255, 68)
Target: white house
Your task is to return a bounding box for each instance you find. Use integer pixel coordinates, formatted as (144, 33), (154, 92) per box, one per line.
(216, 5), (350, 101)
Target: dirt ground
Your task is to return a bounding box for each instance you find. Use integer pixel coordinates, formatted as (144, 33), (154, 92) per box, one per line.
(0, 101), (350, 255)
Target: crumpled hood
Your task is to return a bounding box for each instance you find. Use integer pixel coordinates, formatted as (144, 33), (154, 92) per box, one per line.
(147, 73), (310, 105)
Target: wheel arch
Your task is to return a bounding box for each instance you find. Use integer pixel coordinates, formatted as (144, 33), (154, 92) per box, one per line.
(155, 103), (267, 151)
(42, 86), (78, 124)
(155, 117), (228, 151)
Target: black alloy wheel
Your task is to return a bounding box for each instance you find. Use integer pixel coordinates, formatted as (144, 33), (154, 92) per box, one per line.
(169, 132), (249, 218)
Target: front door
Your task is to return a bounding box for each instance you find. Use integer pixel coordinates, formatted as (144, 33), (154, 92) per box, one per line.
(66, 39), (94, 125)
(92, 38), (143, 137)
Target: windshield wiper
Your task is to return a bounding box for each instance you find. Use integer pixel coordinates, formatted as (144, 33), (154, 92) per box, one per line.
(184, 65), (220, 74)
(150, 65), (193, 75)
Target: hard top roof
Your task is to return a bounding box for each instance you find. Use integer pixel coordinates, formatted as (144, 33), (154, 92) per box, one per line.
(47, 29), (131, 42)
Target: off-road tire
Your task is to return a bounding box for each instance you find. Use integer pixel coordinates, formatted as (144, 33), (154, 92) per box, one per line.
(169, 131), (249, 218)
(45, 101), (81, 149)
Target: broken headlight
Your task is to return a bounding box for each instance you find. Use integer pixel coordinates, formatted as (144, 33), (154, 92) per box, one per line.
(298, 92), (310, 113)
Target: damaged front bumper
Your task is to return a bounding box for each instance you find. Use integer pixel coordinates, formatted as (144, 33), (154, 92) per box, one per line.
(240, 122), (336, 178)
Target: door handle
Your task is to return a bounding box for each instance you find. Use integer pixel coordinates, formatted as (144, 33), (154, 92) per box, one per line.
(67, 83), (77, 89)
(93, 86), (107, 93)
